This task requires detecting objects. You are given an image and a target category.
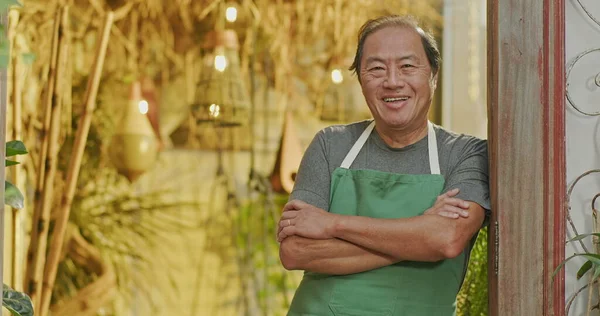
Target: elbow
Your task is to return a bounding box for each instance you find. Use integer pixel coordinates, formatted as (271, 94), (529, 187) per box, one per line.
(279, 237), (303, 270)
(438, 229), (470, 260)
(440, 242), (466, 259)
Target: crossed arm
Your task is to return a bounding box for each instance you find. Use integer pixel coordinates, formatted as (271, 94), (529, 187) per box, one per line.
(278, 190), (485, 275)
(279, 236), (397, 275)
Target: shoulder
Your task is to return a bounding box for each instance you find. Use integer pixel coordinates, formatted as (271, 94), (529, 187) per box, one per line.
(315, 120), (373, 148)
(434, 124), (488, 156)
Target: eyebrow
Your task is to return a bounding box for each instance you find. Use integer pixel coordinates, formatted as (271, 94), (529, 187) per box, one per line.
(364, 54), (419, 65)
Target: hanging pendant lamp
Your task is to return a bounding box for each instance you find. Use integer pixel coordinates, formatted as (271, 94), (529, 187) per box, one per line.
(109, 81), (160, 182)
(192, 29), (250, 127)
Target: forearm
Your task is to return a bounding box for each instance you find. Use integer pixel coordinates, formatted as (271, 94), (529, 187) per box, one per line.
(332, 211), (482, 262)
(279, 236), (398, 275)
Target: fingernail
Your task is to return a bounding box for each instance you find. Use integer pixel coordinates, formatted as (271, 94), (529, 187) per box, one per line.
(462, 211), (469, 216)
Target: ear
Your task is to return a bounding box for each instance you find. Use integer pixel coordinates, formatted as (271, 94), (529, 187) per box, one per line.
(430, 72), (438, 89)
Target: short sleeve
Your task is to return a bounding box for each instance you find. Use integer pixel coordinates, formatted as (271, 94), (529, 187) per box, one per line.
(289, 130), (331, 211)
(443, 137), (491, 224)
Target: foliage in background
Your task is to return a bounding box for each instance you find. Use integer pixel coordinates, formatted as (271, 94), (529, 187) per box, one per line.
(233, 186), (299, 315)
(3, 140), (33, 316)
(456, 227), (488, 316)
(54, 168), (202, 314)
(48, 73), (201, 313)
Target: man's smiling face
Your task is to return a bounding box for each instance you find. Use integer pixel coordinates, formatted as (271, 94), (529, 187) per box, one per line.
(359, 26), (437, 131)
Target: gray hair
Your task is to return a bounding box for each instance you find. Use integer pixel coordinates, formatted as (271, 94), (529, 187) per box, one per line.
(349, 15), (441, 82)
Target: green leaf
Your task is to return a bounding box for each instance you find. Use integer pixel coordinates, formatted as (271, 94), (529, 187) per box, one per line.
(553, 253), (600, 281)
(2, 283), (33, 316)
(593, 265), (600, 281)
(5, 160), (18, 166)
(568, 233), (600, 243)
(553, 254), (577, 280)
(577, 260), (593, 279)
(580, 253), (600, 265)
(4, 181), (23, 209)
(6, 140), (27, 157)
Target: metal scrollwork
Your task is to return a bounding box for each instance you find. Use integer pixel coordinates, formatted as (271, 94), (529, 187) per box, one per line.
(566, 47), (600, 116)
(566, 169), (600, 252)
(576, 0), (600, 29)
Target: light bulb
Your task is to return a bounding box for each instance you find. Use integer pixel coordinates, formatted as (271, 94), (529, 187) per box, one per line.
(209, 104), (221, 118)
(331, 69), (344, 84)
(214, 55), (227, 72)
(226, 7), (238, 22)
(138, 100), (149, 114)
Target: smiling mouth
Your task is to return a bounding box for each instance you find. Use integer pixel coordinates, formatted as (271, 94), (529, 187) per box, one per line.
(383, 97), (409, 102)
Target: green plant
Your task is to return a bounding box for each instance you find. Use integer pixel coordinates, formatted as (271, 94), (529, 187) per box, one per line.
(3, 140), (33, 316)
(456, 227), (488, 316)
(554, 233), (600, 315)
(3, 284), (32, 316)
(4, 140), (26, 208)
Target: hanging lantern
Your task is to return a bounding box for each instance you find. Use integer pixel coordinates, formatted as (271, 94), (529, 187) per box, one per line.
(320, 67), (348, 122)
(109, 81), (160, 182)
(192, 29), (250, 127)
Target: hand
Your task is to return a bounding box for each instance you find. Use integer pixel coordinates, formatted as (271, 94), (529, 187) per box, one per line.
(277, 200), (338, 242)
(424, 188), (471, 219)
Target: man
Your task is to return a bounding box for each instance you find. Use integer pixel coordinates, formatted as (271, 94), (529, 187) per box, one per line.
(277, 15), (490, 316)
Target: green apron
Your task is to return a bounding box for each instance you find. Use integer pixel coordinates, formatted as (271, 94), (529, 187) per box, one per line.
(288, 121), (467, 316)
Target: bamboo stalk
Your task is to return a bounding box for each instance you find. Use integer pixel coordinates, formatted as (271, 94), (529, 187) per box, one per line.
(29, 6), (69, 314)
(23, 8), (61, 305)
(8, 8), (23, 291)
(39, 11), (114, 316)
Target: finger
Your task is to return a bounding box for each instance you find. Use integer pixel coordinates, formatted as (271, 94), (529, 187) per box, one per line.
(283, 200), (305, 211)
(442, 198), (470, 209)
(441, 188), (460, 198)
(280, 210), (299, 219)
(282, 202), (297, 212)
(278, 226), (297, 242)
(437, 211), (459, 219)
(276, 220), (291, 237)
(441, 205), (470, 217)
(279, 218), (294, 228)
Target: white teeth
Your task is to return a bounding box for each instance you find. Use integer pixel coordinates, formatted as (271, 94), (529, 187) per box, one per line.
(383, 97), (408, 102)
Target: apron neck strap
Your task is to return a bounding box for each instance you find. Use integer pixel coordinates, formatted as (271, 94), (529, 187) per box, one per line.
(427, 121), (440, 175)
(340, 121), (441, 175)
(340, 121), (375, 169)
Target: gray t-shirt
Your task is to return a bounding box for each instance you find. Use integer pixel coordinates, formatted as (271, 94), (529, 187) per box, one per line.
(290, 120), (491, 218)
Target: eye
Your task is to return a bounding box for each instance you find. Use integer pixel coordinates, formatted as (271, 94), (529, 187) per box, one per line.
(401, 64), (414, 68)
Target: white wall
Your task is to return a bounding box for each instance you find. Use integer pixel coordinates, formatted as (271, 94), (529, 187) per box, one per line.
(565, 0), (600, 315)
(441, 0), (487, 139)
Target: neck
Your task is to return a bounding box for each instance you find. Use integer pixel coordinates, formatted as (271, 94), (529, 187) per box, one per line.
(375, 120), (429, 148)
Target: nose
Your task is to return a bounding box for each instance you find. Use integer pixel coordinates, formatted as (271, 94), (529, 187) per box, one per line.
(382, 68), (405, 89)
